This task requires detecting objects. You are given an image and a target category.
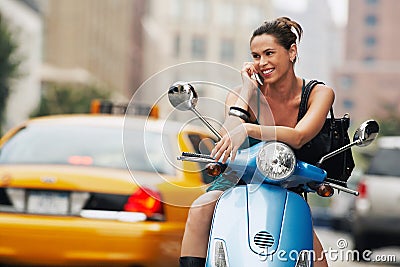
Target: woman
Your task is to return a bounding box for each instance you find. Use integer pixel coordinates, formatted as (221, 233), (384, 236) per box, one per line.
(179, 17), (332, 267)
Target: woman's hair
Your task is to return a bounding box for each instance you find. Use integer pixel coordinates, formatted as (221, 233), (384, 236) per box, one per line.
(250, 17), (303, 60)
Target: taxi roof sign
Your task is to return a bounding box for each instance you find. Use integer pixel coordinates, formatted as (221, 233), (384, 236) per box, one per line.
(91, 99), (159, 118)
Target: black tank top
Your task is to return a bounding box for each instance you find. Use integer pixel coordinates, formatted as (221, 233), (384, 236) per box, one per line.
(244, 79), (306, 148)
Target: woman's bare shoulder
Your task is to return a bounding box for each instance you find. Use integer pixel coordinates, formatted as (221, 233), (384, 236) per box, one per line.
(307, 83), (335, 111)
(312, 83), (335, 99)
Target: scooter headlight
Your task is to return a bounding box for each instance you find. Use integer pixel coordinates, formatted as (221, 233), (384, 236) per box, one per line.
(256, 142), (296, 180)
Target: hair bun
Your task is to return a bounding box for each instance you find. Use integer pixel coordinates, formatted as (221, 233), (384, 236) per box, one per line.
(277, 16), (303, 43)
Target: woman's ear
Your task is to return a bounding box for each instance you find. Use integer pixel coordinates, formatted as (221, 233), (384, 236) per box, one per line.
(289, 43), (297, 62)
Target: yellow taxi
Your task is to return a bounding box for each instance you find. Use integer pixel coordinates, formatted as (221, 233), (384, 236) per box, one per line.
(0, 112), (215, 266)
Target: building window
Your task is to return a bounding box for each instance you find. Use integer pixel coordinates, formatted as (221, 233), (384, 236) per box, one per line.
(174, 35), (181, 57)
(366, 0), (378, 5)
(364, 36), (377, 47)
(339, 75), (354, 90)
(365, 14), (378, 26)
(364, 56), (375, 63)
(220, 39), (235, 62)
(191, 37), (206, 59)
(343, 99), (354, 110)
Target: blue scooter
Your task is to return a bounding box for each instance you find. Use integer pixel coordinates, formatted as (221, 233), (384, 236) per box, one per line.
(168, 82), (379, 267)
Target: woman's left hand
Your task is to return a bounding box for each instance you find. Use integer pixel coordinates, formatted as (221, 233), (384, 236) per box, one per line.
(211, 123), (249, 163)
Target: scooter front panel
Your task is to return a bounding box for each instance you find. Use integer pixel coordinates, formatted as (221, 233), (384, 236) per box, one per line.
(247, 183), (286, 255)
(207, 185), (252, 266)
(206, 184), (313, 266)
(277, 191), (313, 265)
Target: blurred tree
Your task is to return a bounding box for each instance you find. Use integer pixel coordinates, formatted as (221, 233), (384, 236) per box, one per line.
(0, 15), (20, 135)
(376, 105), (400, 136)
(31, 83), (111, 117)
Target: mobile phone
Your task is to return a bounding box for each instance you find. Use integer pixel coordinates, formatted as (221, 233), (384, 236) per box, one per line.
(251, 73), (264, 86)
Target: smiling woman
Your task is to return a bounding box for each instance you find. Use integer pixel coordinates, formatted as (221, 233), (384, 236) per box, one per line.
(179, 17), (334, 267)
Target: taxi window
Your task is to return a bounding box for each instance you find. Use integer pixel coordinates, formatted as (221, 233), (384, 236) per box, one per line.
(0, 124), (175, 175)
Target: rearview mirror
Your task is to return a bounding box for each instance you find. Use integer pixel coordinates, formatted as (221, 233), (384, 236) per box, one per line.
(168, 82), (198, 111)
(168, 82), (222, 140)
(353, 120), (379, 147)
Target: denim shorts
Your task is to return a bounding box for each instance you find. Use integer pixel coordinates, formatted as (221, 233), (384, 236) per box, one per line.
(206, 174), (239, 192)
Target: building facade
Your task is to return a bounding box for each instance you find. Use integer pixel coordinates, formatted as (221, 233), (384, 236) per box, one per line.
(42, 0), (273, 106)
(43, 0), (146, 97)
(273, 0), (341, 87)
(333, 0), (400, 124)
(139, 0), (273, 121)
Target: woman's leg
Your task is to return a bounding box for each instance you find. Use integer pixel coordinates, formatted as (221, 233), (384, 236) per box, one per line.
(180, 190), (223, 257)
(313, 230), (328, 267)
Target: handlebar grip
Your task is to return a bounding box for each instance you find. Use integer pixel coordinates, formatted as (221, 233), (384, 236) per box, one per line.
(325, 182), (359, 196)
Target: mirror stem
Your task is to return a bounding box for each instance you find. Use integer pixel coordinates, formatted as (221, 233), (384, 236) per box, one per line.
(190, 108), (222, 141)
(316, 140), (360, 167)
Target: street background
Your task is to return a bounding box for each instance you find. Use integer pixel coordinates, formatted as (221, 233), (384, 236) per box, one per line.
(2, 0), (400, 132)
(1, 0), (399, 266)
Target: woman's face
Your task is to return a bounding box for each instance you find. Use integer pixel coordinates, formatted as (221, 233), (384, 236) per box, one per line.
(250, 34), (296, 83)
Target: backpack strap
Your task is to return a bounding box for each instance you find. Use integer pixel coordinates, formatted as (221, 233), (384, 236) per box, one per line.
(297, 79), (334, 122)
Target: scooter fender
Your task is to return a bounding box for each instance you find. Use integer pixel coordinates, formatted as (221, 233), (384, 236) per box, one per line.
(206, 184), (313, 266)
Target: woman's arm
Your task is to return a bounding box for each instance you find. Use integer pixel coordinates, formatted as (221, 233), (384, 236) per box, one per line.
(211, 86), (256, 162)
(212, 84), (334, 162)
(246, 85), (335, 149)
(219, 84), (256, 136)
(224, 63), (260, 122)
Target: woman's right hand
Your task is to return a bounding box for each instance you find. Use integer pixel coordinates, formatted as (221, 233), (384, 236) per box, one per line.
(211, 122), (249, 163)
(241, 62), (260, 90)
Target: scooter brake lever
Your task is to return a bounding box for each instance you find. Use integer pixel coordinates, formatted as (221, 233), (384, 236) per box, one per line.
(177, 152), (215, 163)
(181, 152), (214, 160)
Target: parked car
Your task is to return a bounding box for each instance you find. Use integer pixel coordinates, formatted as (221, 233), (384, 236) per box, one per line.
(0, 114), (215, 266)
(351, 136), (400, 251)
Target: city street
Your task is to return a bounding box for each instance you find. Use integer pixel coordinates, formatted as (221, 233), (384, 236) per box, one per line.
(315, 227), (400, 266)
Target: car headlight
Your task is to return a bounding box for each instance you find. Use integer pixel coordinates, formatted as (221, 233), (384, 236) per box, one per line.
(256, 142), (296, 180)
